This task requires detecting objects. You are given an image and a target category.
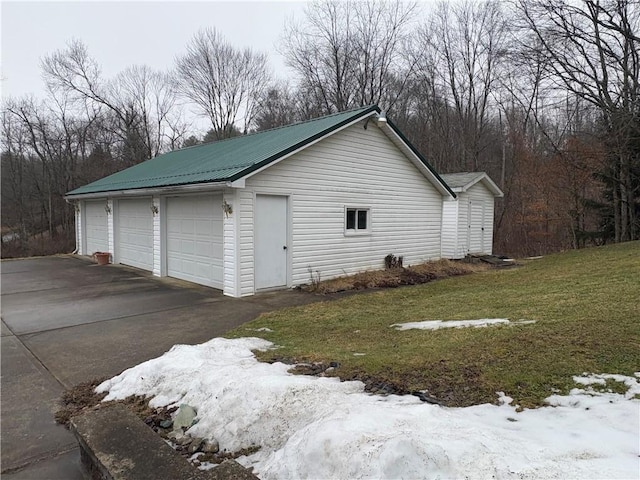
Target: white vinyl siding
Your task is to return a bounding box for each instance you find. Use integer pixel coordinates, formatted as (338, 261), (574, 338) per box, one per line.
(237, 190), (256, 296)
(116, 198), (153, 271)
(165, 194), (223, 289)
(75, 205), (83, 255)
(441, 200), (460, 258)
(222, 190), (238, 296)
(83, 200), (109, 255)
(152, 197), (161, 276)
(107, 199), (114, 255)
(244, 121), (444, 288)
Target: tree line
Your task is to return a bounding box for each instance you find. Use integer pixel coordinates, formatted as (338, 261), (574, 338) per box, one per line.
(2, 0), (638, 258)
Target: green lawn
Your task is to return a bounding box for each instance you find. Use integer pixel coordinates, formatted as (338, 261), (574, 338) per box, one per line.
(226, 242), (640, 408)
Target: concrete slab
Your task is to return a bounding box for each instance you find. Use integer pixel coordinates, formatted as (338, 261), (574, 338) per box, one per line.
(1, 319), (14, 337)
(3, 286), (213, 336)
(1, 256), (143, 295)
(22, 300), (267, 387)
(1, 449), (84, 480)
(71, 404), (257, 480)
(0, 336), (77, 472)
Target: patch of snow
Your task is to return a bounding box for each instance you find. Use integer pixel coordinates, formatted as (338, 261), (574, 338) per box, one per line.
(569, 373), (640, 399)
(250, 327), (273, 332)
(97, 338), (639, 480)
(497, 392), (514, 406)
(197, 461), (217, 471)
(353, 353), (366, 356)
(391, 318), (537, 330)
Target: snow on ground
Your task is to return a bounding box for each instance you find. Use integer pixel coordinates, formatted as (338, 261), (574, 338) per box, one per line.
(391, 318), (537, 330)
(97, 338), (639, 480)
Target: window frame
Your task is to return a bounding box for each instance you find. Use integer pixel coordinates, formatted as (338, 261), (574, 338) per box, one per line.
(344, 206), (371, 236)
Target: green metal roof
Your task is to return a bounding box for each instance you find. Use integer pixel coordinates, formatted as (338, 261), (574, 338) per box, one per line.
(67, 105), (380, 196)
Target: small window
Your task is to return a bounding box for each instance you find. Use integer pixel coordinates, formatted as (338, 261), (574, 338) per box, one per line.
(345, 207), (369, 234)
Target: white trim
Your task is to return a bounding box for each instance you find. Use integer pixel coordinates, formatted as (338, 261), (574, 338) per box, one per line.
(159, 196), (167, 277)
(448, 173), (503, 197)
(344, 206), (371, 236)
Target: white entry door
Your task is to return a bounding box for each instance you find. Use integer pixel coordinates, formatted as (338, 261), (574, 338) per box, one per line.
(468, 200), (486, 254)
(255, 195), (288, 290)
(84, 201), (109, 254)
(166, 195), (223, 289)
(116, 198), (153, 271)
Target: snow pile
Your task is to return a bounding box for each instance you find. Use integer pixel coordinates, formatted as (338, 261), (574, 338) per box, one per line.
(391, 318), (537, 330)
(97, 338), (639, 480)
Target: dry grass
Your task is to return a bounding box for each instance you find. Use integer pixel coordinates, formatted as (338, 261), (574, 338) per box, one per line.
(55, 377), (108, 427)
(302, 259), (488, 294)
(55, 377), (157, 429)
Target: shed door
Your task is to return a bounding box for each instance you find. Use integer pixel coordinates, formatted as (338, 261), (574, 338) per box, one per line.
(84, 201), (108, 254)
(116, 198), (153, 271)
(255, 195), (288, 290)
(166, 195), (223, 289)
(468, 200), (486, 254)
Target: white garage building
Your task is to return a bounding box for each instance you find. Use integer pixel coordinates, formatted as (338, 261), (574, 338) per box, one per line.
(66, 105), (502, 297)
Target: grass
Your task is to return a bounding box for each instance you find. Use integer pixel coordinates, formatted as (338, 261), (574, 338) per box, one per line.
(226, 241), (640, 408)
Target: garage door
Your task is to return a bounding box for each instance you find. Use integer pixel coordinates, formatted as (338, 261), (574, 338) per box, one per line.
(117, 198), (153, 271)
(166, 195), (223, 289)
(84, 201), (108, 254)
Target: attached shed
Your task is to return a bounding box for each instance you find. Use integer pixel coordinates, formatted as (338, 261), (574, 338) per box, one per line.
(440, 172), (504, 258)
(66, 105), (498, 296)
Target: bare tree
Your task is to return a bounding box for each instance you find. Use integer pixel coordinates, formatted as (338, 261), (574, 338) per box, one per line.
(414, 0), (509, 172)
(42, 40), (184, 165)
(113, 65), (189, 160)
(516, 0), (640, 242)
(254, 82), (300, 131)
(281, 0), (417, 114)
(174, 28), (271, 139)
(3, 93), (99, 248)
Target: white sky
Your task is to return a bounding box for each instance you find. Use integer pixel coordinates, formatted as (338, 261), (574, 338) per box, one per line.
(1, 1), (308, 100)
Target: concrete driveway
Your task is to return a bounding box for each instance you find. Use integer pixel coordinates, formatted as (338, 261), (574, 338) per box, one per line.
(1, 255), (320, 479)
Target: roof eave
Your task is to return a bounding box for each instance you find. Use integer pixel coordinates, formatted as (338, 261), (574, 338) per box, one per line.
(64, 180), (229, 200)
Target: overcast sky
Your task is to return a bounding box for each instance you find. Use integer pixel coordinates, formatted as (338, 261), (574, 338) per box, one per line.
(1, 1), (308, 100)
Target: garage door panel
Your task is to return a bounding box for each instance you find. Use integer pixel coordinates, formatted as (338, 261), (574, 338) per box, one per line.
(117, 198), (153, 271)
(166, 195), (223, 289)
(85, 201), (108, 254)
(196, 220), (213, 235)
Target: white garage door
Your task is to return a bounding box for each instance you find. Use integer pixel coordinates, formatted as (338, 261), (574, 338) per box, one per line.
(84, 201), (108, 254)
(117, 198), (153, 271)
(166, 195), (223, 289)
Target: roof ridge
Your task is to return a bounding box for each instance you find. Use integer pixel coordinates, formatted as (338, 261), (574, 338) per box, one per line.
(176, 105), (379, 153)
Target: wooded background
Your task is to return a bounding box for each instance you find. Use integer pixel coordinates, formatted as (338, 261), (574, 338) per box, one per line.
(2, 0), (638, 258)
